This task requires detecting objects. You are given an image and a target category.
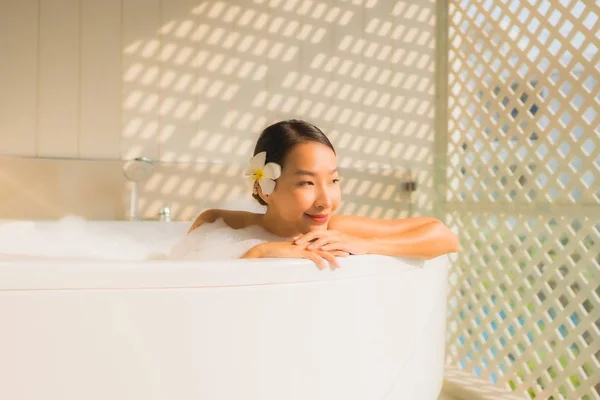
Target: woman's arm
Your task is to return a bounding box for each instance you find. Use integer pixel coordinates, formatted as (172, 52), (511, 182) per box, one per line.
(362, 219), (459, 259)
(241, 241), (344, 270)
(328, 215), (440, 237)
(304, 215), (460, 259)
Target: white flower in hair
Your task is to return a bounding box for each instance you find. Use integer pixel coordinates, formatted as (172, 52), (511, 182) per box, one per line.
(243, 151), (281, 195)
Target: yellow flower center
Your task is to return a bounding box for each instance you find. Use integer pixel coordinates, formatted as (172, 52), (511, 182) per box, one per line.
(253, 169), (264, 180)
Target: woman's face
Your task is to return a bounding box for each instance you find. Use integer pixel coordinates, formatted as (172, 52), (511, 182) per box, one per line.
(264, 141), (341, 234)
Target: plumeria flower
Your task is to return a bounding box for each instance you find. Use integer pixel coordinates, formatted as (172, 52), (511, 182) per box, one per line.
(243, 151), (281, 195)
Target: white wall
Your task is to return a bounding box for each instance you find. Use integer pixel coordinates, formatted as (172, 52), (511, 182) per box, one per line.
(0, 0), (437, 220)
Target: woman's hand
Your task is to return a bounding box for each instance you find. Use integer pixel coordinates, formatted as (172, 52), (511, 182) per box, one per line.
(242, 241), (347, 270)
(293, 230), (371, 255)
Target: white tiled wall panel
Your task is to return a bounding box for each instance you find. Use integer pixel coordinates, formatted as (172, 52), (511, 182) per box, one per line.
(0, 0), (38, 156)
(0, 0), (435, 164)
(38, 0), (80, 157)
(0, 0), (436, 219)
(122, 0), (161, 160)
(79, 0), (122, 159)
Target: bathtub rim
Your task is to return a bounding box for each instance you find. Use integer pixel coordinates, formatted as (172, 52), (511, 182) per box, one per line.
(0, 254), (449, 291)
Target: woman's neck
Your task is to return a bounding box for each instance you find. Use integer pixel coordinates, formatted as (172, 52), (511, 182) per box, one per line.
(260, 210), (299, 238)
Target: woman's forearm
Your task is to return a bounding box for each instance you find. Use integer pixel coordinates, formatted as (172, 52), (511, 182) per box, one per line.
(365, 220), (459, 259)
(240, 243), (263, 259)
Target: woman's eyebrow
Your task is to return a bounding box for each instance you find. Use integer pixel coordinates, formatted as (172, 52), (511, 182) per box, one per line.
(294, 168), (339, 176)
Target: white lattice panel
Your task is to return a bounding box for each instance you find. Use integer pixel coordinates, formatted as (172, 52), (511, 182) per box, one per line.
(445, 1), (599, 399)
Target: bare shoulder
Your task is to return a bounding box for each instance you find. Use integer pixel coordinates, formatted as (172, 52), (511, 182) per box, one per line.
(188, 209), (217, 233)
(224, 210), (264, 230)
(189, 209), (263, 233)
(329, 214), (442, 237)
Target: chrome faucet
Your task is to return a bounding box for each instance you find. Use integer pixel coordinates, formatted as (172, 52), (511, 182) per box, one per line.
(158, 205), (172, 222)
(123, 157), (153, 220)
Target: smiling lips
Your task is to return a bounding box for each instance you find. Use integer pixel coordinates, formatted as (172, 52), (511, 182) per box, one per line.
(305, 213), (329, 224)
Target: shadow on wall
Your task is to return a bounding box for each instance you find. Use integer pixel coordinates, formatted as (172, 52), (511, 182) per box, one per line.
(0, 0), (437, 221)
(123, 0), (437, 220)
(0, 156), (419, 221)
(138, 162), (420, 221)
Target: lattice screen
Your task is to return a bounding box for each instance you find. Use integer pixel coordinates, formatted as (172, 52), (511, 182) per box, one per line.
(444, 1), (599, 399)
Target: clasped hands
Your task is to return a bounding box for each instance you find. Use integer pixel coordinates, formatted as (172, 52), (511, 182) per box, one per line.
(190, 210), (370, 270)
(252, 230), (369, 270)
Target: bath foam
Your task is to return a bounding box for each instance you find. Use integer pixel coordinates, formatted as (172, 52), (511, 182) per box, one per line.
(169, 218), (286, 261)
(0, 216), (191, 261)
(0, 216), (151, 260)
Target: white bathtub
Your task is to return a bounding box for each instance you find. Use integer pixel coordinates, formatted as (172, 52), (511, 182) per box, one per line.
(0, 219), (449, 400)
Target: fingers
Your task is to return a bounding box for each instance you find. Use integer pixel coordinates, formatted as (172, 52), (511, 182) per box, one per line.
(299, 232), (320, 244)
(316, 250), (340, 270)
(294, 232), (334, 250)
(293, 232), (315, 245)
(305, 252), (328, 270)
(304, 250), (340, 270)
(329, 250), (350, 257)
(293, 240), (310, 250)
(320, 242), (351, 253)
(294, 230), (332, 245)
(307, 237), (336, 250)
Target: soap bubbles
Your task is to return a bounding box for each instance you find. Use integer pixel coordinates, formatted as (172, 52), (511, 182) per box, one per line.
(0, 216), (187, 261)
(0, 196), (266, 261)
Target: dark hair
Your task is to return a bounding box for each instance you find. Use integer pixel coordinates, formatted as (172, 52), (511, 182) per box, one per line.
(252, 119), (335, 205)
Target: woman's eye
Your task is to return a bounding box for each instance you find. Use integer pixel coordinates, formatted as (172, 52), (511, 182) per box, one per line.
(299, 181), (313, 186)
(332, 178), (340, 184)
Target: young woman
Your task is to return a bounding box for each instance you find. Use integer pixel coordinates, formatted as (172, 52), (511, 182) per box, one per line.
(186, 120), (459, 269)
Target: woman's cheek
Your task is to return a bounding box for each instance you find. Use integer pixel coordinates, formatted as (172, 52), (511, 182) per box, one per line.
(331, 186), (342, 203)
(296, 190), (314, 209)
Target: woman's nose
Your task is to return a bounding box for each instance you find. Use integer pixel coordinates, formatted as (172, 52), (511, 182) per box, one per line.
(315, 186), (333, 209)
